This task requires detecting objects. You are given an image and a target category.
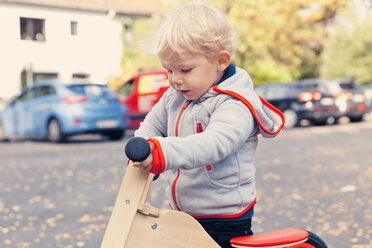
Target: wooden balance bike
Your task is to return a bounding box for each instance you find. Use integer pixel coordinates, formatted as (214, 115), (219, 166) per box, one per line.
(101, 137), (328, 248)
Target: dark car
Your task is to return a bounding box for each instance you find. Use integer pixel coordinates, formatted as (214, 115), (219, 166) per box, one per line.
(255, 83), (337, 128)
(297, 78), (369, 122)
(0, 81), (130, 142)
(361, 84), (372, 109)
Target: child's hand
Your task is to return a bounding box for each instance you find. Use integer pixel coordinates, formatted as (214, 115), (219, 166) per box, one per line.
(132, 153), (153, 172)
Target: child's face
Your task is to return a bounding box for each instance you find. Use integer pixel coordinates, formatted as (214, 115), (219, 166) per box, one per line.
(160, 52), (224, 100)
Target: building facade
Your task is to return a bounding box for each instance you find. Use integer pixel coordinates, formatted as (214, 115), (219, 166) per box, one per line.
(0, 0), (156, 105)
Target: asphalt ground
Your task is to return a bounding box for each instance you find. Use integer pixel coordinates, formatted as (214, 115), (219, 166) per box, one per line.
(0, 120), (371, 248)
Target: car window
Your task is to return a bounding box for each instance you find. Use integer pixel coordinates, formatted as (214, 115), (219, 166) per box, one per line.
(15, 88), (35, 103)
(35, 86), (56, 98)
(67, 84), (111, 96)
(302, 82), (330, 94)
(301, 83), (318, 91)
(118, 80), (134, 97)
(316, 84), (330, 94)
(339, 82), (358, 90)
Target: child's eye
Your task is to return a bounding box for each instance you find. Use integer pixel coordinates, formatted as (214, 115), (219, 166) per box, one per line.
(167, 69), (173, 74)
(181, 68), (192, 73)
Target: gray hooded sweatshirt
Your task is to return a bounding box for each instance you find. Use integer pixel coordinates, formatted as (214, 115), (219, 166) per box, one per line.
(135, 65), (284, 218)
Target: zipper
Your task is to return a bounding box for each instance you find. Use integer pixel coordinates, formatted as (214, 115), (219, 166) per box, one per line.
(196, 122), (212, 171)
(172, 169), (181, 211)
(175, 101), (190, 136)
(172, 101), (191, 211)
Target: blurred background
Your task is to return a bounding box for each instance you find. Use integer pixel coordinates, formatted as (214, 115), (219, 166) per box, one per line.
(0, 0), (371, 248)
(1, 0), (372, 135)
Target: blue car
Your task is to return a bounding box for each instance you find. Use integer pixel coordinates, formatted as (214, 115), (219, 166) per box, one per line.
(0, 82), (130, 142)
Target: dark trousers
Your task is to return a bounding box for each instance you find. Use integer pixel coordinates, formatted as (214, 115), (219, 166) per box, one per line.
(197, 218), (253, 248)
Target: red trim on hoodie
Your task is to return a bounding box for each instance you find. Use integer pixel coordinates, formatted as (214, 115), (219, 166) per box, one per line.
(172, 169), (182, 211)
(175, 101), (190, 136)
(192, 198), (256, 219)
(212, 86), (285, 135)
(171, 101), (191, 211)
(147, 138), (166, 174)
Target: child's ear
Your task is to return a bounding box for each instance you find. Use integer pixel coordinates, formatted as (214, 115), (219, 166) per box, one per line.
(217, 51), (231, 72)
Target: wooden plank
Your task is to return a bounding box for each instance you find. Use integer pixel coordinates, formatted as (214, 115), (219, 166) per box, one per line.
(100, 163), (149, 248)
(126, 209), (221, 247)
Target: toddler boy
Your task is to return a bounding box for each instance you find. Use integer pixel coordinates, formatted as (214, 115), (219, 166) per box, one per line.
(133, 1), (285, 247)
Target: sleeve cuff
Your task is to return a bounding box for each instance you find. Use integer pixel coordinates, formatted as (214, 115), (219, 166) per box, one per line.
(147, 138), (166, 174)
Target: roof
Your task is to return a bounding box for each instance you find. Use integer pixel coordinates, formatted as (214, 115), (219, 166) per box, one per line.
(0, 0), (162, 16)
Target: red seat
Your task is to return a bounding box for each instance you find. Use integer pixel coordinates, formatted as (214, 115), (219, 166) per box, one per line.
(230, 228), (309, 247)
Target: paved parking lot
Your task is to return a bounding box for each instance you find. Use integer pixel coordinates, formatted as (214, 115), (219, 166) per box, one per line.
(0, 121), (371, 248)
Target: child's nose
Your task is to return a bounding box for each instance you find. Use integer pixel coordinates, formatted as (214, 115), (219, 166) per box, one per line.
(171, 73), (182, 85)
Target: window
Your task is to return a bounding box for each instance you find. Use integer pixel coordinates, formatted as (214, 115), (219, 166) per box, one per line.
(72, 73), (90, 79)
(301, 83), (319, 92)
(20, 17), (45, 41)
(67, 85), (110, 96)
(339, 81), (358, 90)
(15, 89), (36, 104)
(118, 80), (134, 97)
(35, 86), (56, 98)
(34, 73), (58, 83)
(70, 21), (78, 35)
(124, 25), (133, 47)
(20, 70), (58, 89)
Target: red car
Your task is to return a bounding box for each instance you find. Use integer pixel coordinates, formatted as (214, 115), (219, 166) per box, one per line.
(116, 69), (169, 129)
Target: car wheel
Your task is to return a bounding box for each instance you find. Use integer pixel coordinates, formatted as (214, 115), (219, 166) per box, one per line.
(106, 130), (125, 141)
(349, 115), (363, 122)
(47, 118), (65, 143)
(283, 109), (298, 128)
(314, 119), (327, 126)
(0, 122), (9, 142)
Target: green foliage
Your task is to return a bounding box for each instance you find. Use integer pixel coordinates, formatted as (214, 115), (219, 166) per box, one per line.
(243, 57), (295, 85)
(320, 17), (372, 84)
(111, 17), (162, 89)
(117, 0), (349, 86)
(224, 0), (349, 84)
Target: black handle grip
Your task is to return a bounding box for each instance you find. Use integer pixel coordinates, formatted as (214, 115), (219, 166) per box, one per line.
(125, 137), (151, 162)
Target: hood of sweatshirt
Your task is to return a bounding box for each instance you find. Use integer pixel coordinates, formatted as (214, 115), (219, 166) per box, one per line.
(199, 64), (285, 138)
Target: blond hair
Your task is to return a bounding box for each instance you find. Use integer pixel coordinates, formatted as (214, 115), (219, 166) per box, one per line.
(149, 1), (235, 60)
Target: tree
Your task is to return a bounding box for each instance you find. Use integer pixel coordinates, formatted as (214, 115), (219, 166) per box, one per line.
(115, 0), (349, 87)
(109, 15), (165, 90)
(320, 17), (372, 84)
(219, 0), (349, 84)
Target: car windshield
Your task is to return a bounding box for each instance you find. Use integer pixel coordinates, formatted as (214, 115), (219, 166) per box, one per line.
(67, 84), (112, 96)
(339, 82), (359, 90)
(300, 84), (318, 91)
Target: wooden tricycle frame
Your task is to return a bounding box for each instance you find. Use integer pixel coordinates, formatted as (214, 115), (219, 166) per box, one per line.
(101, 162), (221, 247)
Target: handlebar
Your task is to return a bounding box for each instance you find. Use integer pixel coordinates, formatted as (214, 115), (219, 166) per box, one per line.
(125, 137), (151, 162)
(125, 137), (160, 181)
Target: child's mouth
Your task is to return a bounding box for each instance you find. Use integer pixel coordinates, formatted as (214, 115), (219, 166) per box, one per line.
(179, 90), (190, 95)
